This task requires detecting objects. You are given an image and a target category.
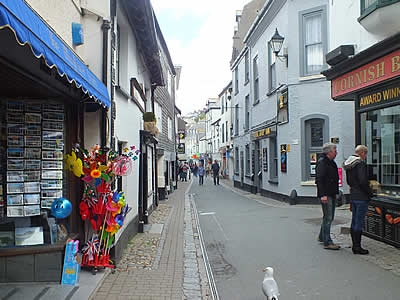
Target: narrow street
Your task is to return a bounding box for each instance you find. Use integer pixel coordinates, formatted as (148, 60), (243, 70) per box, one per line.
(190, 177), (400, 300)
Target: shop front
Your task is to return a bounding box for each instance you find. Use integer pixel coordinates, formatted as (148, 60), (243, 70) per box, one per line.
(0, 0), (110, 282)
(323, 33), (400, 248)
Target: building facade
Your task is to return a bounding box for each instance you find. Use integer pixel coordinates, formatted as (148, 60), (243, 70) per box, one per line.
(323, 0), (400, 247)
(231, 0), (354, 202)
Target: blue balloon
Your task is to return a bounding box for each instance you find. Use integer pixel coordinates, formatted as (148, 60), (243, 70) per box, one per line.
(51, 198), (73, 219)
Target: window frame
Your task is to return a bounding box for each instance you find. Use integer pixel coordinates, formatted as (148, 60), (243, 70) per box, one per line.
(253, 56), (259, 104)
(245, 95), (250, 131)
(245, 144), (251, 175)
(268, 41), (276, 92)
(234, 67), (239, 95)
(245, 52), (250, 85)
(360, 0), (400, 19)
(299, 6), (328, 77)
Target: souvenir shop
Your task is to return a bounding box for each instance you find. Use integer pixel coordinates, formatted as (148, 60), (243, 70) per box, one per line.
(323, 33), (400, 248)
(0, 1), (110, 282)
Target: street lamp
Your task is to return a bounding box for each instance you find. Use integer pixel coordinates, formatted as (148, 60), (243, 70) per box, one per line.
(269, 28), (288, 67)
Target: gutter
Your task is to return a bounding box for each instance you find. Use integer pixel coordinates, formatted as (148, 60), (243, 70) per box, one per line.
(101, 19), (111, 148)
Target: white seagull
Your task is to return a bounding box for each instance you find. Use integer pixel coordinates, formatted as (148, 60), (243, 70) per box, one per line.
(262, 266), (279, 300)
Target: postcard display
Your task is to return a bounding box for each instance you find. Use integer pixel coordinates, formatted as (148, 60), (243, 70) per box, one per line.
(5, 101), (64, 219)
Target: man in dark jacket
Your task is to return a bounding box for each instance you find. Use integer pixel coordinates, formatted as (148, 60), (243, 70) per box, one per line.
(211, 160), (220, 185)
(316, 143), (340, 250)
(343, 145), (373, 255)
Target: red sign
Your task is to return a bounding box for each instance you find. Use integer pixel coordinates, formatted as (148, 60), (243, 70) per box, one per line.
(331, 49), (400, 99)
(338, 167), (343, 187)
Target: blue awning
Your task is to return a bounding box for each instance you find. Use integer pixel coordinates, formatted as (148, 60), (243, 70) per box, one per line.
(0, 0), (110, 108)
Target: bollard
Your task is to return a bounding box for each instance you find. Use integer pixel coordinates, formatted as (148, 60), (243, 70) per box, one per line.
(289, 189), (297, 205)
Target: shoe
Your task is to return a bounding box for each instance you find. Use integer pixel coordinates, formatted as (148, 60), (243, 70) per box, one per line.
(324, 244), (340, 250)
(317, 237), (323, 243)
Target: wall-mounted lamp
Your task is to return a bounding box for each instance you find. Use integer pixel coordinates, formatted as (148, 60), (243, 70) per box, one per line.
(269, 28), (288, 67)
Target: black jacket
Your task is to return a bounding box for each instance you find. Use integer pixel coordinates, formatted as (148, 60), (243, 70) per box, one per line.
(315, 154), (339, 198)
(343, 155), (373, 201)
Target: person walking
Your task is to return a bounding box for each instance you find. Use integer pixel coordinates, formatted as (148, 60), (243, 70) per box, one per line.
(315, 143), (340, 250)
(211, 159), (220, 185)
(198, 163), (205, 185)
(343, 145), (373, 255)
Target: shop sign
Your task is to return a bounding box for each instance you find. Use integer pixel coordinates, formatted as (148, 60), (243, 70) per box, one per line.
(263, 148), (268, 172)
(178, 129), (185, 140)
(331, 49), (400, 99)
(177, 143), (185, 154)
(280, 144), (287, 173)
(253, 125), (276, 139)
(358, 84), (400, 109)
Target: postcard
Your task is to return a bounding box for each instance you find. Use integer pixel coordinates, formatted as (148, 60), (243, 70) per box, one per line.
(24, 171), (41, 182)
(41, 180), (63, 190)
(7, 112), (24, 123)
(7, 101), (24, 111)
(7, 148), (24, 159)
(7, 171), (24, 182)
(25, 136), (41, 147)
(43, 111), (64, 121)
(7, 160), (24, 171)
(42, 121), (64, 131)
(41, 190), (62, 199)
(43, 131), (63, 141)
(25, 113), (41, 124)
(42, 150), (64, 160)
(42, 103), (64, 112)
(42, 140), (64, 150)
(25, 103), (42, 112)
(7, 194), (23, 205)
(25, 124), (41, 136)
(42, 170), (63, 180)
(7, 206), (24, 217)
(23, 205), (41, 217)
(25, 160), (41, 170)
(7, 124), (25, 135)
(42, 160), (63, 170)
(7, 136), (24, 147)
(24, 194), (40, 205)
(24, 182), (41, 193)
(25, 148), (41, 159)
(15, 226), (43, 245)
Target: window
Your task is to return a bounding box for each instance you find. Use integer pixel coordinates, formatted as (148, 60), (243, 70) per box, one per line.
(268, 42), (276, 91)
(360, 0), (400, 16)
(235, 104), (239, 136)
(225, 121), (228, 142)
(253, 56), (259, 103)
(299, 6), (327, 76)
(155, 102), (162, 133)
(167, 117), (172, 140)
(245, 52), (250, 84)
(269, 137), (278, 181)
(360, 105), (400, 199)
(245, 144), (250, 174)
(245, 95), (250, 131)
(221, 95), (225, 114)
(235, 147), (239, 173)
(112, 24), (120, 86)
(305, 118), (325, 179)
(222, 123), (225, 143)
(234, 67), (239, 94)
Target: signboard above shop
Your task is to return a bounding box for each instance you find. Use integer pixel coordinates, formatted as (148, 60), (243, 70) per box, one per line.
(331, 49), (400, 99)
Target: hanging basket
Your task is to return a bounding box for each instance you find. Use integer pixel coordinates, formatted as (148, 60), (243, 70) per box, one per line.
(144, 121), (159, 136)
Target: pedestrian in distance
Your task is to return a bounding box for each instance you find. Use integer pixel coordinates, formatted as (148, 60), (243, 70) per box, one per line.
(180, 163), (188, 182)
(198, 162), (205, 185)
(211, 159), (220, 185)
(343, 145), (373, 255)
(315, 143), (340, 250)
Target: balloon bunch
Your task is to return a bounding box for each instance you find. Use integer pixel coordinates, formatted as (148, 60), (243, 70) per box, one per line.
(65, 144), (139, 269)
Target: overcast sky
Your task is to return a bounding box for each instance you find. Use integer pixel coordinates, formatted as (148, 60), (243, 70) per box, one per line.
(151, 0), (253, 115)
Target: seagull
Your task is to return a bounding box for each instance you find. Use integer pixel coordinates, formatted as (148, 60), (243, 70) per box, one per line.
(262, 267), (279, 300)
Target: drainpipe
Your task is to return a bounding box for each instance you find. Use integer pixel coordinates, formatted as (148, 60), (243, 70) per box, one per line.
(101, 19), (111, 148)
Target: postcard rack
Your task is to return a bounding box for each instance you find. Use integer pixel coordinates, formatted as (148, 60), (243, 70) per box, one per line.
(5, 100), (65, 218)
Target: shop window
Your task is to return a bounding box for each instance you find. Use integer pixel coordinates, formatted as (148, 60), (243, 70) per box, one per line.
(0, 99), (67, 248)
(360, 0), (400, 18)
(360, 105), (400, 199)
(299, 6), (327, 76)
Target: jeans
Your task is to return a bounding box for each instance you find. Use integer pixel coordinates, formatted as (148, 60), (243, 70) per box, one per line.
(199, 175), (204, 185)
(213, 174), (219, 185)
(351, 200), (368, 232)
(319, 196), (336, 246)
